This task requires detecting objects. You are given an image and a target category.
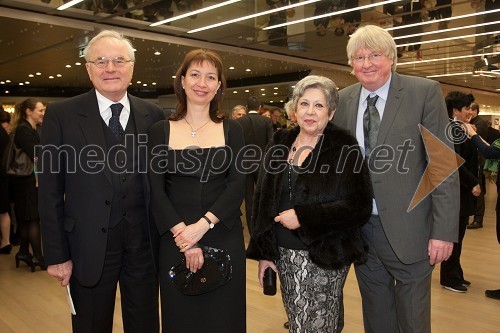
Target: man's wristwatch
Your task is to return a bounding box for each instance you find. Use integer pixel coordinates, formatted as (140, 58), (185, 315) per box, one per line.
(202, 215), (215, 229)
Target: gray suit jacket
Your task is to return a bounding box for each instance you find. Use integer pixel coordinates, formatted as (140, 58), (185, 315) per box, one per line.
(334, 72), (460, 264)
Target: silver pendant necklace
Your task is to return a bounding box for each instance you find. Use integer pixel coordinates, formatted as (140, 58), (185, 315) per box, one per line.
(184, 118), (211, 138)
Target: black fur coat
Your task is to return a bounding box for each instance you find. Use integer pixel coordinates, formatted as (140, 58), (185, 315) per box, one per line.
(246, 122), (373, 269)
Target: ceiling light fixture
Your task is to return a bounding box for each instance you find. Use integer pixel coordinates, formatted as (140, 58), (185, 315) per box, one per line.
(151, 0), (241, 27)
(264, 0), (400, 30)
(397, 30), (500, 48)
(398, 51), (499, 66)
(426, 72), (472, 78)
(188, 0), (321, 33)
(387, 8), (500, 32)
(57, 0), (85, 11)
(476, 70), (500, 76)
(392, 20), (500, 41)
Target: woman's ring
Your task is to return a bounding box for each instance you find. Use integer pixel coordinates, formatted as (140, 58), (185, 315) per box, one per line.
(180, 243), (187, 248)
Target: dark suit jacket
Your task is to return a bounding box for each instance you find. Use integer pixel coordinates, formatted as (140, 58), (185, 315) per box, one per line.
(237, 112), (273, 152)
(471, 115), (488, 167)
(334, 72), (460, 264)
(453, 124), (479, 216)
(470, 115), (488, 140)
(38, 89), (164, 287)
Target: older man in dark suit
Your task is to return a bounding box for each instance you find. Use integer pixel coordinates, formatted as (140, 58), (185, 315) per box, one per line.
(38, 30), (163, 332)
(237, 96), (273, 229)
(334, 25), (459, 333)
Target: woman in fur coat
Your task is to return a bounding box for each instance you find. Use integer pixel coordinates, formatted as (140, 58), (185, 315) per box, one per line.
(247, 75), (373, 333)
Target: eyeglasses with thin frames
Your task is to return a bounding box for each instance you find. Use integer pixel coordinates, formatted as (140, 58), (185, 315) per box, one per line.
(352, 53), (385, 64)
(87, 57), (134, 68)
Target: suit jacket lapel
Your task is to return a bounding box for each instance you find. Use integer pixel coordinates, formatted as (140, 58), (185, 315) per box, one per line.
(347, 85), (362, 134)
(129, 95), (150, 135)
(77, 90), (112, 185)
(129, 96), (153, 204)
(129, 96), (150, 172)
(377, 73), (405, 145)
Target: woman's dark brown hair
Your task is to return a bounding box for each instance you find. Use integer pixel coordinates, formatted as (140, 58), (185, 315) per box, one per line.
(170, 49), (226, 123)
(13, 98), (42, 128)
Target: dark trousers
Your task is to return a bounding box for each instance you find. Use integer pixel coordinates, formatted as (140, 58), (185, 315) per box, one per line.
(496, 182), (500, 243)
(70, 220), (159, 333)
(355, 215), (433, 333)
(244, 172), (258, 231)
(440, 214), (468, 285)
(473, 170), (485, 223)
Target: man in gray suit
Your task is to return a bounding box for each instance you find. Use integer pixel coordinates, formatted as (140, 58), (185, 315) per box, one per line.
(334, 25), (459, 333)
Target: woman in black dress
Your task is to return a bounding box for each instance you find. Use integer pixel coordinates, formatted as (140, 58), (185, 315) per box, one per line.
(148, 49), (246, 332)
(11, 98), (47, 271)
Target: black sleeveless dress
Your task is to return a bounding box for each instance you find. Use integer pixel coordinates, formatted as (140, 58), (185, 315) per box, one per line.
(148, 119), (246, 333)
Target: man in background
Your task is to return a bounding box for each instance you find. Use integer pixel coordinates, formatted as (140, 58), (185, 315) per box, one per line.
(231, 104), (246, 119)
(270, 107), (283, 131)
(440, 91), (479, 293)
(237, 96), (273, 229)
(468, 102), (488, 229)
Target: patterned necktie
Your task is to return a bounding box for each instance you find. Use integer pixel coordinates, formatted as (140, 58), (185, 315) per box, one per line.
(109, 103), (124, 140)
(363, 95), (380, 158)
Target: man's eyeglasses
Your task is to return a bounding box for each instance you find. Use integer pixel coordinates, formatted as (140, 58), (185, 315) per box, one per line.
(352, 53), (384, 64)
(87, 57), (134, 68)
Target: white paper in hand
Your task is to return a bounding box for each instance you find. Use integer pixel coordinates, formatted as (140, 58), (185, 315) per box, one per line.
(66, 285), (76, 315)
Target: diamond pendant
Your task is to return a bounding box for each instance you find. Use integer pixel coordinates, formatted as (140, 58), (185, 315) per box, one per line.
(191, 130), (196, 138)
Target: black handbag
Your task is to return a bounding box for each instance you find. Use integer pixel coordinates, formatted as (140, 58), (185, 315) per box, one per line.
(1, 131), (34, 176)
(168, 244), (232, 295)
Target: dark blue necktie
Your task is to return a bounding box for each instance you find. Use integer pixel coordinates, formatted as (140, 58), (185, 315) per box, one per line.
(363, 95), (380, 158)
(109, 103), (124, 139)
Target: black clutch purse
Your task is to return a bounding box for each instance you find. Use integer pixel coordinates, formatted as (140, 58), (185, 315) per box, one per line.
(263, 267), (277, 296)
(168, 244), (232, 295)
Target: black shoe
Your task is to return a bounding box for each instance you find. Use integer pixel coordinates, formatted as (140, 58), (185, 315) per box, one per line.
(32, 255), (47, 272)
(15, 252), (34, 271)
(485, 289), (500, 300)
(467, 221), (483, 229)
(461, 279), (471, 286)
(443, 284), (467, 293)
(284, 321), (289, 329)
(0, 244), (12, 254)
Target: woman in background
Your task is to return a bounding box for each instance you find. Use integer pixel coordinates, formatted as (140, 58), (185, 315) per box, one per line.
(0, 107), (12, 254)
(259, 107), (271, 118)
(148, 49), (246, 332)
(11, 98), (46, 271)
(247, 75), (372, 332)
